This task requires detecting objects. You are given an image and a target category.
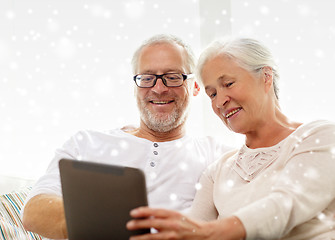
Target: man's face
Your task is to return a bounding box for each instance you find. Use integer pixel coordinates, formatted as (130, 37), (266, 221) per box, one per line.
(135, 43), (193, 133)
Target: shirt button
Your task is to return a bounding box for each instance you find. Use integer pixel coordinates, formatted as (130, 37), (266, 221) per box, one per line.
(153, 151), (158, 155)
(153, 143), (159, 147)
(150, 161), (156, 167)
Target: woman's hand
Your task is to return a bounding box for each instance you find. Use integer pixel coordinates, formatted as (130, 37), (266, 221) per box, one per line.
(127, 207), (207, 240)
(126, 207), (246, 240)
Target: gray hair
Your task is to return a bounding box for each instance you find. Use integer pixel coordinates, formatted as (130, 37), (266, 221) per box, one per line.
(197, 37), (280, 99)
(131, 34), (196, 74)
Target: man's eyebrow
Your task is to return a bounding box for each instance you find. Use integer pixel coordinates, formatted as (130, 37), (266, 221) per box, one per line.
(141, 69), (184, 74)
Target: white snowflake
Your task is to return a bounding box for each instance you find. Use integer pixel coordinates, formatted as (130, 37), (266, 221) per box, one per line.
(303, 167), (319, 180)
(331, 147), (335, 158)
(317, 212), (326, 220)
(226, 179), (234, 188)
(175, 140), (183, 148)
(297, 5), (311, 16)
(195, 183), (202, 190)
(119, 140), (129, 149)
(179, 162), (188, 171)
(55, 38), (76, 59)
(259, 6), (269, 15)
(315, 49), (325, 59)
(6, 10), (15, 20)
(124, 1), (145, 19)
(110, 149), (119, 157)
(169, 193), (177, 201)
(76, 133), (84, 141)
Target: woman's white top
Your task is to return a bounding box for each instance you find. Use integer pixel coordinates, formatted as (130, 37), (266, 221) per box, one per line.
(189, 120), (335, 239)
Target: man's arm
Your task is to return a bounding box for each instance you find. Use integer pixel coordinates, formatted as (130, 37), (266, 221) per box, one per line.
(22, 194), (68, 239)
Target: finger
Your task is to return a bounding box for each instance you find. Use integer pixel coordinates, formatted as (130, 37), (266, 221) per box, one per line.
(129, 231), (178, 240)
(127, 217), (153, 230)
(130, 207), (181, 219)
(129, 232), (154, 240)
(126, 218), (180, 231)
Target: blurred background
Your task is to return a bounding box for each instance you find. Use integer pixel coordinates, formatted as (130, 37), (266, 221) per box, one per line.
(1, 0), (334, 178)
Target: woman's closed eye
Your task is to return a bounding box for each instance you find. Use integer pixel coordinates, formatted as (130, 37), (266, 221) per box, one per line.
(206, 90), (217, 99)
(225, 81), (234, 87)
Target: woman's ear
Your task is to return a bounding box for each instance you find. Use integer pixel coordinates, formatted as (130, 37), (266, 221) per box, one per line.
(193, 81), (200, 96)
(262, 66), (273, 93)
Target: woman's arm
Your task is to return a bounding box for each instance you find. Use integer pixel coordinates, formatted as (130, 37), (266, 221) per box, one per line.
(187, 167), (219, 221)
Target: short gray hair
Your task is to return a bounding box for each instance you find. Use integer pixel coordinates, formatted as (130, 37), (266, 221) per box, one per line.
(197, 37), (280, 99)
(131, 34), (196, 74)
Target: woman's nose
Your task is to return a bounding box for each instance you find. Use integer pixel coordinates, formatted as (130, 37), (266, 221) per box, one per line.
(215, 90), (230, 108)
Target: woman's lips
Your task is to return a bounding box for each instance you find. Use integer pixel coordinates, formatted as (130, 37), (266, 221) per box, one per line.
(225, 107), (242, 118)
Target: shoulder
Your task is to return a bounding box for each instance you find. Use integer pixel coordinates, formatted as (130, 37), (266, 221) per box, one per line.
(299, 119), (335, 132)
(62, 128), (130, 147)
(284, 119), (335, 154)
(293, 120), (335, 141)
(72, 127), (132, 140)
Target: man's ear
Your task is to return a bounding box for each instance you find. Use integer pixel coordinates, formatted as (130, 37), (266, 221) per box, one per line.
(134, 86), (137, 96)
(193, 81), (200, 96)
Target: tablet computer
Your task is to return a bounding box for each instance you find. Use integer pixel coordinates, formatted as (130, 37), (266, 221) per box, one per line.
(59, 158), (150, 240)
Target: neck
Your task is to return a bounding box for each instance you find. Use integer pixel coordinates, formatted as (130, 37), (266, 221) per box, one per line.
(245, 108), (302, 149)
(127, 121), (186, 142)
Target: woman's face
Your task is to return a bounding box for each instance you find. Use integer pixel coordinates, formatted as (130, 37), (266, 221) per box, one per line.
(201, 55), (271, 134)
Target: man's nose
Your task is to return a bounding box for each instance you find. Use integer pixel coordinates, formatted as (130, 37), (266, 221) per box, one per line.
(151, 77), (169, 94)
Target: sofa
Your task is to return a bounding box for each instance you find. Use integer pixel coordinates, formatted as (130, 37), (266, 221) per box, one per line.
(0, 175), (46, 240)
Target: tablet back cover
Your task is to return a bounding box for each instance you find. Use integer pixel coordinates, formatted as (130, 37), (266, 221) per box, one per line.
(59, 158), (149, 240)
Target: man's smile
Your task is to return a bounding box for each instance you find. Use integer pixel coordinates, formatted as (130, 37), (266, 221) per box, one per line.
(150, 100), (174, 105)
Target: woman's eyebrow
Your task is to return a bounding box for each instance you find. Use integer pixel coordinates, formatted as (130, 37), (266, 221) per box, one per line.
(218, 74), (234, 82)
(204, 85), (212, 91)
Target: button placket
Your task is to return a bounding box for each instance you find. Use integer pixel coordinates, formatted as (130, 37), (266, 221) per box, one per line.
(149, 142), (159, 168)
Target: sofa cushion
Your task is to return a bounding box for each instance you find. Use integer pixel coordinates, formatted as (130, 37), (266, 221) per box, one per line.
(0, 175), (36, 195)
(0, 187), (46, 239)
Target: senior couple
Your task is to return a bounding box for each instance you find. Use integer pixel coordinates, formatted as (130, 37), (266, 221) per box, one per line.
(23, 34), (335, 239)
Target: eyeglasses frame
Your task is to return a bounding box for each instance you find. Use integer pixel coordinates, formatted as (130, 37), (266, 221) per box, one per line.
(133, 73), (194, 88)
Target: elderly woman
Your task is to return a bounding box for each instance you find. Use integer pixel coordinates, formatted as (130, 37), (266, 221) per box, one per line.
(127, 37), (335, 240)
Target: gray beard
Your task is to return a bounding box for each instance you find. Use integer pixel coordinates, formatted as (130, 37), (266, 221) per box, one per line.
(137, 100), (189, 133)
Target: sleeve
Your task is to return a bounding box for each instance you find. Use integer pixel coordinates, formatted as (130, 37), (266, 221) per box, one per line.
(187, 163), (219, 221)
(24, 131), (85, 204)
(211, 136), (235, 163)
(234, 121), (335, 239)
(203, 136), (236, 166)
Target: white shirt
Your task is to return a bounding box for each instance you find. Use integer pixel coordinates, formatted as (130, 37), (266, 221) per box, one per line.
(189, 120), (335, 239)
(26, 127), (231, 212)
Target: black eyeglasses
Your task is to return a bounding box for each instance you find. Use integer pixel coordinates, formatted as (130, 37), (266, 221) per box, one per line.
(133, 73), (194, 88)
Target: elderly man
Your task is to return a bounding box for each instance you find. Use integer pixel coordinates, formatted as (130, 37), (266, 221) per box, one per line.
(22, 34), (231, 239)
